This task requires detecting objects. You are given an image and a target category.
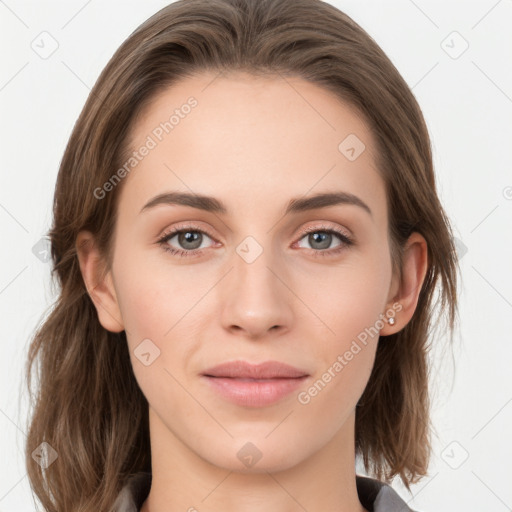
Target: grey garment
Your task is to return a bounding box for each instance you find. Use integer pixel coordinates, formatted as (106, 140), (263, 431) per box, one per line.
(111, 471), (418, 512)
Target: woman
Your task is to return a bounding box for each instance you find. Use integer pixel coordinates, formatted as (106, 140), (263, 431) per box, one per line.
(24, 0), (459, 511)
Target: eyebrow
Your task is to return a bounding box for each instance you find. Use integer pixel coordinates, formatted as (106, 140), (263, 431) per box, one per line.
(139, 190), (372, 217)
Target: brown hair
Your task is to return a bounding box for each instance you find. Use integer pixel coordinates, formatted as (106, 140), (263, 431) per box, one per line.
(24, 0), (459, 509)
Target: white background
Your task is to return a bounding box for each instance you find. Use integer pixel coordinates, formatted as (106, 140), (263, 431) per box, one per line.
(0, 0), (511, 510)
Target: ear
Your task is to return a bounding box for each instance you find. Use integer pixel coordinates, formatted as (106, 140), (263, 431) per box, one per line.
(380, 232), (428, 335)
(75, 230), (124, 333)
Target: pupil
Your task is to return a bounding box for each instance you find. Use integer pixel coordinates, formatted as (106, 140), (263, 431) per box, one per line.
(311, 232), (330, 249)
(180, 231), (201, 249)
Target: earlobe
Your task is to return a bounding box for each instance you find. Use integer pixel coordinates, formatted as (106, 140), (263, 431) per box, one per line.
(381, 232), (428, 335)
(75, 230), (125, 333)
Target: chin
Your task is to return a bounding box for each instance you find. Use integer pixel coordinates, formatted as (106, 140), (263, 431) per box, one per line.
(199, 435), (309, 474)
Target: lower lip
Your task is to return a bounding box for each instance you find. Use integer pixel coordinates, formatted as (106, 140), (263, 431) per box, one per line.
(201, 375), (309, 407)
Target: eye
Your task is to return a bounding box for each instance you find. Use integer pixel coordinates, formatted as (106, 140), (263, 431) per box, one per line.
(157, 223), (217, 258)
(157, 223), (354, 259)
(294, 224), (354, 258)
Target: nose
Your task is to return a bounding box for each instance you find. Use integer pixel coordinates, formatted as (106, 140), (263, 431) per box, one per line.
(220, 241), (293, 339)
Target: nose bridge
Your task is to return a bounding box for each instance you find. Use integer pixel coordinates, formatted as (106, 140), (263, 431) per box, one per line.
(233, 233), (282, 301)
(220, 232), (292, 336)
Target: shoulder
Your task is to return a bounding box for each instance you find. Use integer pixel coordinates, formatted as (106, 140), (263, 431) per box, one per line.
(356, 474), (420, 512)
(111, 472), (151, 512)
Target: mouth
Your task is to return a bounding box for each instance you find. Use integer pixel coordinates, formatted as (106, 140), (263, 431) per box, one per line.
(200, 360), (310, 407)
(201, 360), (309, 379)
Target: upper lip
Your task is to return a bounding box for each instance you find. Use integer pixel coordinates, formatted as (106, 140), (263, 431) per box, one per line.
(201, 360), (309, 379)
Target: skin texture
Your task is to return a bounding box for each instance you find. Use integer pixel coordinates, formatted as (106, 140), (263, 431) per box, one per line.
(76, 71), (428, 512)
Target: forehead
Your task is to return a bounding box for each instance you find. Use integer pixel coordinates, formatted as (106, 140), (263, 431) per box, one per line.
(118, 71), (386, 222)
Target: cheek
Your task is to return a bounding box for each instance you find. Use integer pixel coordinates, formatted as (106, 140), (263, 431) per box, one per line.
(112, 249), (209, 386)
(114, 261), (197, 407)
(113, 246), (206, 338)
(293, 321), (378, 450)
(296, 251), (389, 401)
(297, 288), (381, 425)
(297, 256), (389, 344)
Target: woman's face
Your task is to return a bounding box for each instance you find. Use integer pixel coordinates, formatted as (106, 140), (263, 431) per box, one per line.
(95, 72), (400, 472)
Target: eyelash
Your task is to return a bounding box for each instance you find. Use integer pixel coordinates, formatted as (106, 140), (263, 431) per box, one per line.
(156, 223), (354, 259)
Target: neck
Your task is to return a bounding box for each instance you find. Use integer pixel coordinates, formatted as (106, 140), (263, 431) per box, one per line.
(140, 407), (367, 512)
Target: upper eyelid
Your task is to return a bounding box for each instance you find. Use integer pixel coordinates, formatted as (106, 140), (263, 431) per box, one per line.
(159, 222), (215, 241)
(158, 222), (352, 247)
(298, 222), (351, 236)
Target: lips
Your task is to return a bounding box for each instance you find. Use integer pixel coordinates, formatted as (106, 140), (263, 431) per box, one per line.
(201, 360), (309, 379)
(200, 360), (310, 407)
